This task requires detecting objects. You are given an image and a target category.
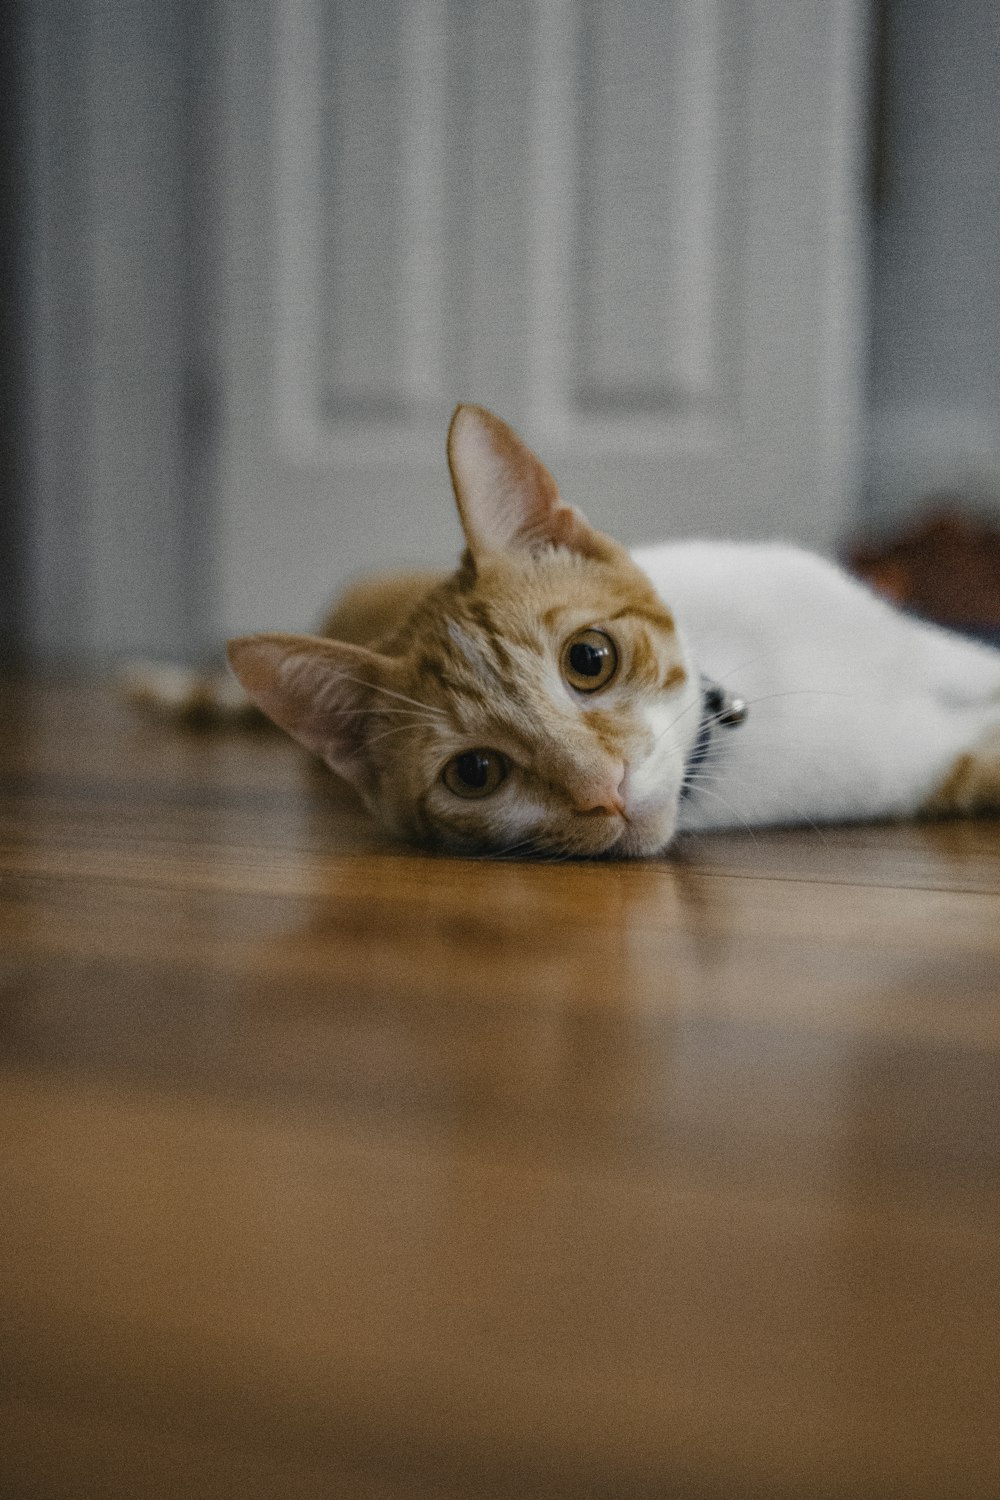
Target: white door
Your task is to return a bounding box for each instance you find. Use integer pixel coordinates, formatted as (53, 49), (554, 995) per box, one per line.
(216, 0), (868, 639)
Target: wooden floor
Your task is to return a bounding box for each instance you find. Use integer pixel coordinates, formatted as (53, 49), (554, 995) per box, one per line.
(2, 680), (1000, 1500)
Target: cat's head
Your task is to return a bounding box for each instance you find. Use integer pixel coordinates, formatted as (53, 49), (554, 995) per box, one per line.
(228, 405), (701, 857)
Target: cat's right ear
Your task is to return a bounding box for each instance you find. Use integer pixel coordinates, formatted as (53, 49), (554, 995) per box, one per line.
(226, 632), (393, 791)
(447, 403), (612, 565)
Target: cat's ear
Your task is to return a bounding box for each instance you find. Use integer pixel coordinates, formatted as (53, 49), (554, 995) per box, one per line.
(226, 632), (393, 791)
(447, 404), (612, 564)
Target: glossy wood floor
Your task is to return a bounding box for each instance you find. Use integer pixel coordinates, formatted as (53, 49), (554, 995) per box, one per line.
(2, 680), (999, 1500)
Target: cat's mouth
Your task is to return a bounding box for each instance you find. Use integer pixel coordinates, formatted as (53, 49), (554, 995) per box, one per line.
(499, 801), (679, 861)
(602, 814), (678, 859)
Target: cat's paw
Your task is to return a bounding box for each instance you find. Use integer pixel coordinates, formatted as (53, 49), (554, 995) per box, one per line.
(925, 727), (1000, 815)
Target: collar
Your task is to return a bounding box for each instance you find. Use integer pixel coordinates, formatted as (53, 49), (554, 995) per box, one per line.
(681, 676), (748, 798)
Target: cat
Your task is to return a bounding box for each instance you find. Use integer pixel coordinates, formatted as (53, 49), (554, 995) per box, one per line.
(227, 403), (1000, 858)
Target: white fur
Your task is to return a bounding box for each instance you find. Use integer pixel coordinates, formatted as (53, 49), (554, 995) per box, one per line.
(631, 541), (1000, 832)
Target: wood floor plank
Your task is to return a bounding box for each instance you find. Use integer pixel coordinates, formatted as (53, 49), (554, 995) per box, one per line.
(2, 682), (1000, 1499)
(0, 1395), (487, 1500)
(3, 1071), (999, 1500)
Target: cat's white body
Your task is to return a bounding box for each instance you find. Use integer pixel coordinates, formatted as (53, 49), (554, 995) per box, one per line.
(633, 541), (1000, 832)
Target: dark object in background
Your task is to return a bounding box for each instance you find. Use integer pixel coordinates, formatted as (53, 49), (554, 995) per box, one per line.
(849, 505), (1000, 645)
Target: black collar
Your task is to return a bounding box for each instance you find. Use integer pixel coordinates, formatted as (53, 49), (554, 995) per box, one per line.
(681, 677), (748, 798)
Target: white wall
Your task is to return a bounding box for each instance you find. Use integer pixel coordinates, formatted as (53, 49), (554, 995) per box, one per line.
(869, 0), (1000, 521)
(23, 0), (217, 665)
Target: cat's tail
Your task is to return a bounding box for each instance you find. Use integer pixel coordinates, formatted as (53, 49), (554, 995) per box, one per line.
(120, 660), (262, 725)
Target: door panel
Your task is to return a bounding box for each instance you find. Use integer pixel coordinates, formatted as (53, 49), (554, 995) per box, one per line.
(218, 0), (866, 638)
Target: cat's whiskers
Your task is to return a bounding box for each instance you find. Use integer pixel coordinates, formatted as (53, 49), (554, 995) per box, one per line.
(682, 720), (867, 799)
(707, 645), (903, 696)
(684, 715), (864, 810)
(654, 685), (866, 755)
(365, 722), (440, 748)
(332, 705), (442, 719)
(677, 780), (761, 844)
(540, 846), (579, 864)
(643, 647), (810, 747)
(734, 688), (858, 709)
(697, 644), (837, 692)
(652, 685), (720, 751)
(680, 762), (829, 839)
(491, 834), (548, 861)
(330, 671), (448, 719)
(493, 827), (584, 863)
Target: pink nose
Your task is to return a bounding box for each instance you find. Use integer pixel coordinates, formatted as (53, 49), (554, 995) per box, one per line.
(571, 769), (629, 819)
(574, 791), (628, 818)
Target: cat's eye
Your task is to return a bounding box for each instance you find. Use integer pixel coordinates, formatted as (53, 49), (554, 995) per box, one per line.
(561, 629), (619, 693)
(442, 748), (509, 799)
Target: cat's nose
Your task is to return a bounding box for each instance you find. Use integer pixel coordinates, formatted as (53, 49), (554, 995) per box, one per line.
(574, 792), (628, 818)
(571, 768), (629, 819)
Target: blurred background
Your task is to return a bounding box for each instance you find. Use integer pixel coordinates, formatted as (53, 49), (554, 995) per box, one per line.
(3, 0), (1000, 671)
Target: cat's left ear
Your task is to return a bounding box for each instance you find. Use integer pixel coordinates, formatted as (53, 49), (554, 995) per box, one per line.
(226, 632), (396, 793)
(447, 404), (613, 565)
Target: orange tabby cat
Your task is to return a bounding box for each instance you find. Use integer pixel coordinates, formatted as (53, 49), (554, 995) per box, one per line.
(228, 404), (1000, 856)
